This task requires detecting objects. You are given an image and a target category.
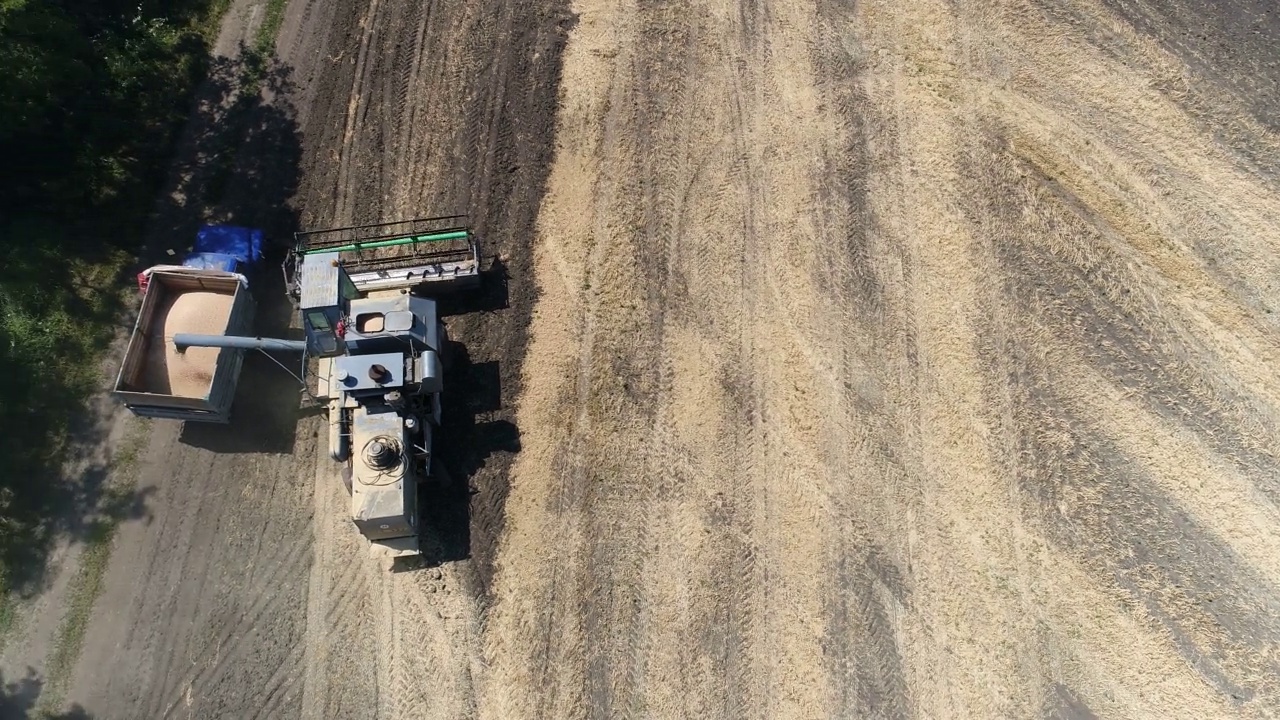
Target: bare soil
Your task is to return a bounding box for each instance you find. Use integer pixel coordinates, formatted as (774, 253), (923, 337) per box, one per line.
(29, 0), (1280, 717)
(484, 0), (1280, 717)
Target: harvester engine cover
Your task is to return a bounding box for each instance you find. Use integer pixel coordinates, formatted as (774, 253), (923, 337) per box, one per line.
(351, 409), (417, 541)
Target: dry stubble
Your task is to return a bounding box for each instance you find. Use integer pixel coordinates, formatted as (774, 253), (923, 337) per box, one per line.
(486, 0), (1280, 717)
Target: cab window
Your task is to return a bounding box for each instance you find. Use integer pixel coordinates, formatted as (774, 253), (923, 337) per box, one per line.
(308, 311), (332, 331)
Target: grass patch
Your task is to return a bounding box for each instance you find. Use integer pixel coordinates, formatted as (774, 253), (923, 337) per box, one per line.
(33, 421), (148, 719)
(199, 0), (238, 41)
(241, 0), (290, 91)
(256, 0), (289, 54)
(0, 234), (137, 630)
(0, 593), (13, 651)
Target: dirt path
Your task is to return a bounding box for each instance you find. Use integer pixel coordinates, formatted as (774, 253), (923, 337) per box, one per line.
(40, 0), (1280, 716)
(39, 2), (315, 717)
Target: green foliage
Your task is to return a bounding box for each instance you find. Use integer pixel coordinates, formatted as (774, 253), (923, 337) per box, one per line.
(0, 0), (229, 602)
(0, 228), (131, 621)
(0, 2), (90, 141)
(257, 0), (288, 55)
(236, 0), (288, 94)
(0, 0), (210, 213)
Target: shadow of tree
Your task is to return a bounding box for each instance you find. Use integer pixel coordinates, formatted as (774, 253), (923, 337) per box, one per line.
(0, 43), (303, 618)
(137, 51), (302, 255)
(157, 52), (307, 455)
(0, 4), (273, 603)
(0, 668), (92, 719)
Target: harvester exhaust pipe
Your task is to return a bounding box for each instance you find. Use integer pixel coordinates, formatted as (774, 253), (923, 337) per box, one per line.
(173, 333), (308, 353)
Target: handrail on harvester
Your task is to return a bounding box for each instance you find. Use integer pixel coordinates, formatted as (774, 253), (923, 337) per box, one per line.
(286, 215), (481, 297)
(297, 229), (470, 255)
(293, 215), (471, 252)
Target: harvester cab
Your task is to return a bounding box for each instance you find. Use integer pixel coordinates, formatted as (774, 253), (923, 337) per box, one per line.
(297, 251), (358, 357)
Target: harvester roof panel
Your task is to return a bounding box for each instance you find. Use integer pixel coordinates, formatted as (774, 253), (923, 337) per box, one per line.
(300, 251), (342, 309)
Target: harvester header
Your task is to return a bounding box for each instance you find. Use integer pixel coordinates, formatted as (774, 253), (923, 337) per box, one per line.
(288, 215), (480, 295)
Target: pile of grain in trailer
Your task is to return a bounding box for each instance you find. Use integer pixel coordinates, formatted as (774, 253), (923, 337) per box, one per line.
(141, 290), (236, 398)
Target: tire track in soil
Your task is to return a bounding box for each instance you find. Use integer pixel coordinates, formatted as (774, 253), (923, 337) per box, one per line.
(53, 0), (562, 714)
(486, 0), (865, 715)
(288, 0), (572, 716)
(967, 125), (1280, 709)
(292, 7), (392, 700)
(300, 467), (376, 719)
(578, 1), (697, 714)
(71, 412), (317, 720)
(717, 11), (768, 719)
(647, 70), (744, 717)
(809, 2), (917, 715)
(626, 3), (730, 714)
(537, 106), (621, 717)
(151, 457), (314, 710)
(495, 0), (1280, 715)
(155, 527), (313, 719)
(72, 0), (1280, 714)
(246, 639), (308, 720)
(389, 0), (428, 189)
(294, 1), (461, 714)
(475, 1), (625, 712)
(333, 0), (381, 223)
(725, 0), (875, 714)
(132, 443), (226, 718)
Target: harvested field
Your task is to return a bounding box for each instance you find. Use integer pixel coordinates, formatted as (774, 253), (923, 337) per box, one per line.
(26, 0), (1280, 717)
(482, 0), (1280, 717)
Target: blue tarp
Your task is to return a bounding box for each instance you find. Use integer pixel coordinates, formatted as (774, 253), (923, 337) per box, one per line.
(180, 252), (242, 273)
(192, 225), (263, 266)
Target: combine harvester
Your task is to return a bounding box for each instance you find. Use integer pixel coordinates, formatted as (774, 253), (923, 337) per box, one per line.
(114, 217), (481, 559)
